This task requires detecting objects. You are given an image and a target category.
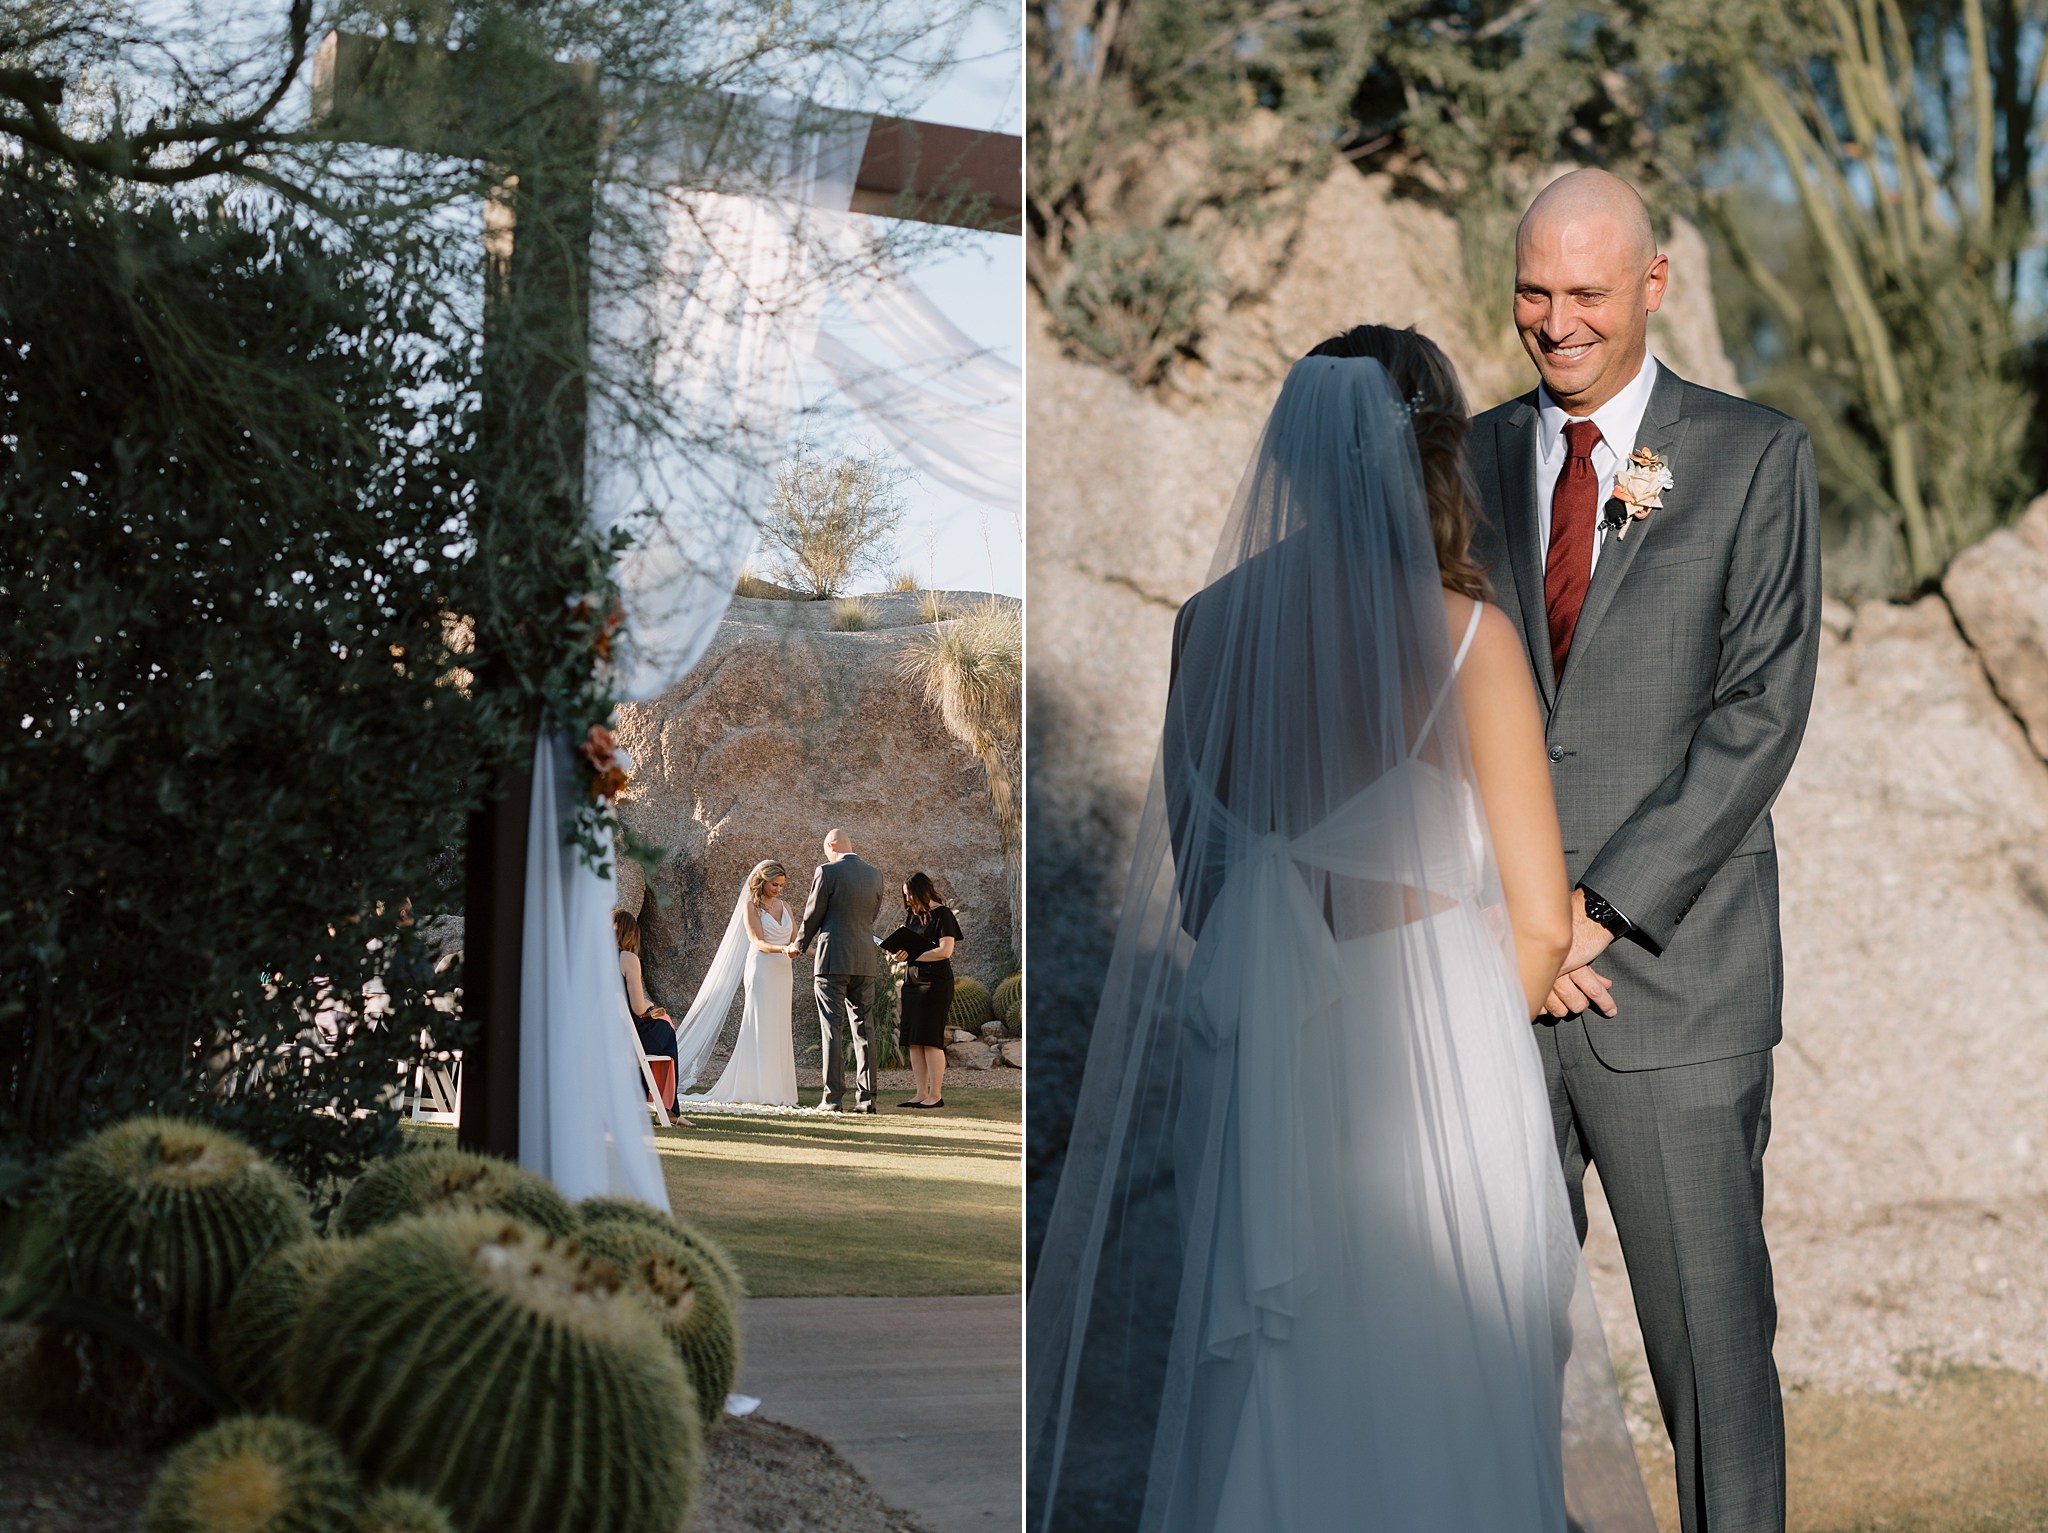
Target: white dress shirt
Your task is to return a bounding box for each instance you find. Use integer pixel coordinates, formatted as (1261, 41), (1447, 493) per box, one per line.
(1533, 354), (1660, 577)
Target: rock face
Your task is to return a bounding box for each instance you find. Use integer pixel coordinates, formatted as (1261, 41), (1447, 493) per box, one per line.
(1943, 492), (2048, 760)
(1764, 594), (2048, 1390)
(1026, 164), (1741, 1245)
(613, 591), (1017, 1073)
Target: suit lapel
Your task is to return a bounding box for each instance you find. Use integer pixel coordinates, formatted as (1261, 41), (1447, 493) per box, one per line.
(1561, 368), (1691, 694)
(1493, 397), (1555, 708)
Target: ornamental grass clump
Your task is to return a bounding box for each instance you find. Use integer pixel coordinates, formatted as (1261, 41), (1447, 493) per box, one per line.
(142, 1414), (359, 1533)
(576, 1216), (741, 1434)
(285, 1214), (699, 1533)
(48, 1118), (312, 1353)
(332, 1149), (576, 1239)
(949, 977), (994, 1032)
(215, 1239), (357, 1412)
(577, 1196), (746, 1298)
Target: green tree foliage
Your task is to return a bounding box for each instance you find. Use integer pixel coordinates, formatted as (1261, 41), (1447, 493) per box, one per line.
(1694, 0), (2046, 586)
(1027, 0), (1683, 383)
(0, 176), (523, 1186)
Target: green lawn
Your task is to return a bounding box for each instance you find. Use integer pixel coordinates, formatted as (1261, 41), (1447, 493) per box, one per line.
(658, 1091), (1020, 1297)
(407, 1090), (1020, 1299)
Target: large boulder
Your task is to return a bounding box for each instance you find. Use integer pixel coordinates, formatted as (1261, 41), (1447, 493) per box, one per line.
(1762, 595), (2048, 1390)
(612, 591), (1017, 1071)
(1943, 492), (2048, 760)
(1026, 164), (1740, 1246)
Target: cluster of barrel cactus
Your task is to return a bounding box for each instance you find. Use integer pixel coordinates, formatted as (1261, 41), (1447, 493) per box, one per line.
(15, 1122), (747, 1533)
(948, 976), (994, 1031)
(992, 972), (1023, 1036)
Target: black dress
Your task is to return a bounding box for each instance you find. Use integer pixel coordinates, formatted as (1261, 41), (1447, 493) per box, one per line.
(896, 904), (962, 1050)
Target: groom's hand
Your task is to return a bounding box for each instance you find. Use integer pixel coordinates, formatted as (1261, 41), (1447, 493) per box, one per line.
(1543, 889), (1620, 1019)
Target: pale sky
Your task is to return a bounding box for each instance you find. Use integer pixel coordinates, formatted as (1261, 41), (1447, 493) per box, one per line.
(805, 4), (1023, 597)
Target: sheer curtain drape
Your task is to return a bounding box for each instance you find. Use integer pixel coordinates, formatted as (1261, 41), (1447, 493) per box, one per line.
(1025, 356), (1652, 1532)
(516, 104), (1022, 1202)
(516, 104), (872, 1203)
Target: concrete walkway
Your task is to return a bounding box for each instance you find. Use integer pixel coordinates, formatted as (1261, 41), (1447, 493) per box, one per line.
(737, 1295), (1021, 1533)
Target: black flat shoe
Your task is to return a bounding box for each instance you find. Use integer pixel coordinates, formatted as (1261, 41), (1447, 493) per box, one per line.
(909, 1099), (944, 1109)
(897, 1100), (922, 1108)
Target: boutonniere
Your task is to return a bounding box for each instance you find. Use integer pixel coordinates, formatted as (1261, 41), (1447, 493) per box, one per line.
(1604, 448), (1674, 540)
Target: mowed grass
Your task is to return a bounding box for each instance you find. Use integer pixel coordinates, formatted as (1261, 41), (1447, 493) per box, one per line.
(1633, 1365), (2048, 1533)
(659, 1090), (1020, 1298)
(409, 1091), (1021, 1299)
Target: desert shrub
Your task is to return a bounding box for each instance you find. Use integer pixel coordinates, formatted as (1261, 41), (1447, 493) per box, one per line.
(759, 444), (910, 599)
(1047, 228), (1218, 387)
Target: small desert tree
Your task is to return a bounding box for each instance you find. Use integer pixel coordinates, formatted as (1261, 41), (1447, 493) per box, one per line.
(759, 444), (912, 599)
(900, 601), (1022, 963)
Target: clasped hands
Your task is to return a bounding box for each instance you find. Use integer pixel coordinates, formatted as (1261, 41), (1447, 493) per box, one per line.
(1543, 887), (1619, 1020)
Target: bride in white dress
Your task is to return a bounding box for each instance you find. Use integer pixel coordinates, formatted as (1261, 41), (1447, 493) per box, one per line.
(1026, 335), (1656, 1531)
(668, 858), (801, 1108)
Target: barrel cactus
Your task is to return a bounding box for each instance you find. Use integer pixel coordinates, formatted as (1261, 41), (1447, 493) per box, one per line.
(948, 977), (994, 1031)
(49, 1117), (311, 1352)
(577, 1196), (745, 1298)
(354, 1489), (454, 1533)
(143, 1414), (359, 1533)
(992, 972), (1022, 1035)
(332, 1148), (575, 1239)
(216, 1238), (356, 1411)
(286, 1214), (700, 1533)
(577, 1216), (740, 1433)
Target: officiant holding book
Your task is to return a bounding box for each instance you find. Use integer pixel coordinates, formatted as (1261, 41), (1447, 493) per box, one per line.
(885, 871), (962, 1110)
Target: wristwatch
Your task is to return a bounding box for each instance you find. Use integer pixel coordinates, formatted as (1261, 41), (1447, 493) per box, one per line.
(1579, 885), (1632, 941)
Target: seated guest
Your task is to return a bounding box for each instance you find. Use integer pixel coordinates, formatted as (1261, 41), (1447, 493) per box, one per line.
(615, 909), (689, 1125)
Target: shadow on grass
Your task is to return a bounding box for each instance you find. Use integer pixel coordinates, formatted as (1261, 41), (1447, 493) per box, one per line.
(401, 1091), (1020, 1298)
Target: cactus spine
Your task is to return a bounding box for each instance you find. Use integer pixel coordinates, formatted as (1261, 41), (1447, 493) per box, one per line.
(143, 1414), (359, 1533)
(331, 1148), (575, 1239)
(286, 1214), (700, 1533)
(353, 1489), (454, 1533)
(215, 1238), (356, 1411)
(948, 977), (994, 1031)
(576, 1217), (741, 1433)
(576, 1196), (745, 1298)
(49, 1117), (311, 1352)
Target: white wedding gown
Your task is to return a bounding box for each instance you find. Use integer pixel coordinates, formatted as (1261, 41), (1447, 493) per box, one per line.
(698, 903), (799, 1105)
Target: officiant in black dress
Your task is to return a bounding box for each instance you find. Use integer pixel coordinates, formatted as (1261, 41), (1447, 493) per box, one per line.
(885, 872), (962, 1110)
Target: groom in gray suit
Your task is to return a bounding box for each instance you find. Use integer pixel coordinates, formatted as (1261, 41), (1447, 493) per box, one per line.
(1468, 171), (1821, 1533)
(796, 828), (886, 1112)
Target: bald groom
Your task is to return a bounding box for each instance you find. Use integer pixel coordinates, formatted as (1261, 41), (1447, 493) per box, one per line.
(1468, 170), (1822, 1533)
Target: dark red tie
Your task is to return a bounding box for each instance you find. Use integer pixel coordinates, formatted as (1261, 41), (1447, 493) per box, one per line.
(1544, 419), (1602, 681)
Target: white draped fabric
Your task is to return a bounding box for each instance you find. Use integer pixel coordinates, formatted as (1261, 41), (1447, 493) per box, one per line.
(515, 100), (1020, 1202)
(588, 101), (874, 705)
(518, 733), (671, 1208)
(813, 255), (1022, 517)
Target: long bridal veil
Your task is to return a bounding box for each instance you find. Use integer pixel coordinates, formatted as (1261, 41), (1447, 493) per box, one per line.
(1024, 356), (1654, 1532)
(667, 860), (780, 1090)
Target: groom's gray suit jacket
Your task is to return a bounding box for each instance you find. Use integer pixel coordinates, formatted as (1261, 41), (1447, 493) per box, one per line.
(799, 853), (886, 977)
(1468, 366), (1822, 1068)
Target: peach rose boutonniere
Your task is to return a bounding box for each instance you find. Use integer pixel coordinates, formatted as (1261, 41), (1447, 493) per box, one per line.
(1605, 447), (1674, 540)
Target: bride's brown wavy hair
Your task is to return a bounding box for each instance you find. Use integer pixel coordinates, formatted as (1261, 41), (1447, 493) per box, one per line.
(1303, 325), (1492, 601)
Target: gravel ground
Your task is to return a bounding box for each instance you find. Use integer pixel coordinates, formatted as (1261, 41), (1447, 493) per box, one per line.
(0, 1329), (936, 1533)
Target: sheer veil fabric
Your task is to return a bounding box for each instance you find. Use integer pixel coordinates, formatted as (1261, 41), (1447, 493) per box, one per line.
(1025, 357), (1654, 1532)
(667, 860), (785, 1092)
